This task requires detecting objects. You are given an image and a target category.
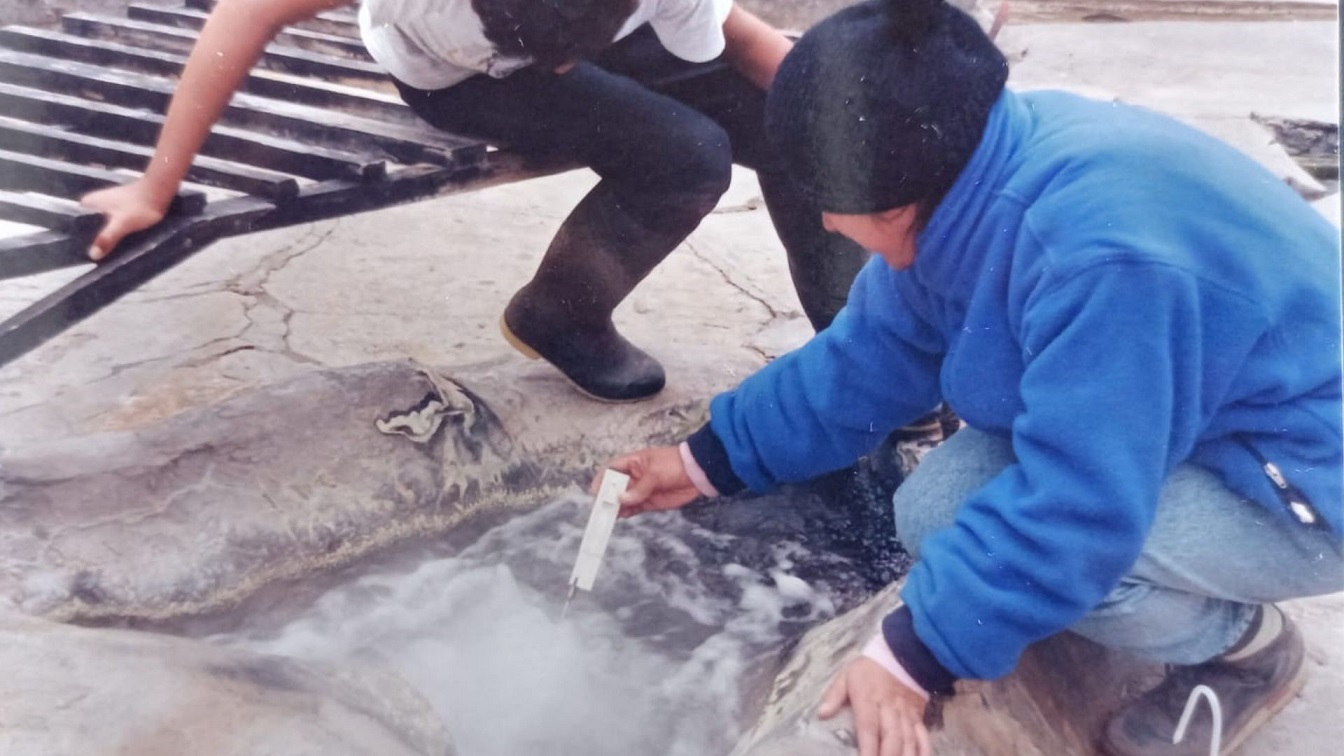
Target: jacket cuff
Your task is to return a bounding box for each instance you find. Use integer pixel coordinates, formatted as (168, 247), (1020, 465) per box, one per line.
(861, 631), (930, 700)
(685, 424), (747, 496)
(882, 605), (958, 696)
(678, 441), (719, 498)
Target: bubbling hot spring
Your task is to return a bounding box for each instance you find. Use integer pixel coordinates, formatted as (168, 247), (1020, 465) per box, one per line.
(209, 488), (897, 756)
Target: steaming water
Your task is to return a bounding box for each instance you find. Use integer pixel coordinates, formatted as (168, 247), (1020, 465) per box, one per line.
(213, 492), (842, 756)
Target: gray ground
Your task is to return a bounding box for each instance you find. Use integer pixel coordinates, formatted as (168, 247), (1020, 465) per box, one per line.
(0, 1), (1340, 754)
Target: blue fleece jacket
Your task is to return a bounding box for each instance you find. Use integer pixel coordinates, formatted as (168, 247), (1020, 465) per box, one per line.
(688, 89), (1342, 689)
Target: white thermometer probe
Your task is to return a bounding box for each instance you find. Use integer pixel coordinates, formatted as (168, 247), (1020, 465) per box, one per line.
(562, 469), (629, 617)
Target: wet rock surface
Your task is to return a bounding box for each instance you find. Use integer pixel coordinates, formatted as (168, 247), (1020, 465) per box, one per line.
(731, 579), (1171, 756)
(0, 361), (574, 623)
(0, 612), (455, 756)
(0, 356), (917, 756)
(0, 350), (912, 627)
(685, 466), (911, 608)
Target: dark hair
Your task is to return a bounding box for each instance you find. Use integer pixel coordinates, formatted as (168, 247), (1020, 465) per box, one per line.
(472, 0), (638, 70)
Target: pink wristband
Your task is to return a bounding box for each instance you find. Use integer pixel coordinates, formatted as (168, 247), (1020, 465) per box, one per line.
(678, 441), (719, 498)
(862, 631), (930, 701)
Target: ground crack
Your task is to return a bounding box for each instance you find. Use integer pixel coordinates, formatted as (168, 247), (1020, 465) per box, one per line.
(227, 221), (339, 298)
(685, 238), (781, 321)
(684, 239), (779, 362)
(226, 221), (338, 366)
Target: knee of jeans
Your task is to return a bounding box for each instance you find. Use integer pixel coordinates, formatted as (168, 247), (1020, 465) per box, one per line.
(892, 486), (953, 560)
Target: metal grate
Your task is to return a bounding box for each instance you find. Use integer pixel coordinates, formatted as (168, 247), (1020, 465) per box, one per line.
(0, 0), (522, 367)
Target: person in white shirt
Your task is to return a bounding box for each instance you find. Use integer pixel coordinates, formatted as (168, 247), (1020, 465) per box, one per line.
(81, 0), (868, 402)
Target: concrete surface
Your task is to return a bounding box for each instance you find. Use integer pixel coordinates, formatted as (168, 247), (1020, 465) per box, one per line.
(0, 2), (1340, 754)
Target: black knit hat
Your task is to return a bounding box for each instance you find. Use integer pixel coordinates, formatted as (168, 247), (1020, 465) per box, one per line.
(767, 0), (1009, 214)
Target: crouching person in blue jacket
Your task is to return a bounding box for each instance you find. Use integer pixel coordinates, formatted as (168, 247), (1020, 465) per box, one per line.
(593, 0), (1344, 754)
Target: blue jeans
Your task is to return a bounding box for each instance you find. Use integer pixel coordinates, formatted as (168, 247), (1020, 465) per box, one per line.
(392, 26), (867, 330)
(892, 427), (1344, 665)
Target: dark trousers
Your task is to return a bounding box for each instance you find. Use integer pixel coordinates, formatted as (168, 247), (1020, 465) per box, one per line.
(393, 26), (867, 330)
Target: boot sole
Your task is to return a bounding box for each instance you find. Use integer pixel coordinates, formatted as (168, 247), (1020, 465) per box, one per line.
(1100, 636), (1310, 756)
(1221, 655), (1309, 755)
(499, 314), (543, 360)
(498, 315), (661, 405)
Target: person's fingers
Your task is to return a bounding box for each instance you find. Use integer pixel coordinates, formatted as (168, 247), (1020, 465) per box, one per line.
(604, 453), (640, 476)
(595, 453), (641, 495)
(878, 706), (902, 756)
(88, 216), (125, 261)
(620, 497), (659, 518)
(618, 475), (659, 507)
(839, 673), (880, 756)
(648, 492), (684, 512)
(914, 721), (931, 756)
(88, 210), (158, 262)
(851, 699), (879, 756)
(78, 190), (108, 214)
(817, 672), (849, 720)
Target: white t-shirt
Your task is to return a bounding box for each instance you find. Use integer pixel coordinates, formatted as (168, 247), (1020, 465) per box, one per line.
(359, 0), (734, 90)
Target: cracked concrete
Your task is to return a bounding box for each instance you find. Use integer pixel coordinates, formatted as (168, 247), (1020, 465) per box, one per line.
(683, 234), (787, 366)
(0, 161), (811, 448)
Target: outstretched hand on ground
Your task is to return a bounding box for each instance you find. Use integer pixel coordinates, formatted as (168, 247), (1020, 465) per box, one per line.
(820, 657), (931, 756)
(593, 446), (701, 517)
(80, 180), (170, 261)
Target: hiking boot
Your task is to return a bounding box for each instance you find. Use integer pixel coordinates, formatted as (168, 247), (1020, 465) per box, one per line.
(1101, 612), (1307, 756)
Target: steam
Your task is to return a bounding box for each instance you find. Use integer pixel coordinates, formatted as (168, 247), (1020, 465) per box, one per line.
(213, 492), (838, 756)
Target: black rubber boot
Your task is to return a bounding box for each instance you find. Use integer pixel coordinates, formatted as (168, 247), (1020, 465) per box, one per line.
(1101, 607), (1307, 756)
(502, 182), (707, 402)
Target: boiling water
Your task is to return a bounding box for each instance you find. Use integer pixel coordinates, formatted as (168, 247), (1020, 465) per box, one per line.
(213, 492), (843, 756)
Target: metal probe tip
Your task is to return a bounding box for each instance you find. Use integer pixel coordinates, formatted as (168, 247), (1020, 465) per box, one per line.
(561, 582), (577, 620)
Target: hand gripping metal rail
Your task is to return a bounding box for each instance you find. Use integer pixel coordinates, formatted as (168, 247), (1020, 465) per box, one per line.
(0, 0), (736, 368)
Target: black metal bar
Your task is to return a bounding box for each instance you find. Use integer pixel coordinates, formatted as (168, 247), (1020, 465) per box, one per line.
(0, 25), (183, 77)
(0, 157), (495, 365)
(0, 148), (206, 214)
(126, 3), (370, 60)
(0, 229), (93, 279)
(0, 49), (481, 168)
(0, 81), (387, 182)
(0, 195), (276, 364)
(58, 13), (387, 83)
(0, 26), (415, 125)
(0, 115), (302, 201)
(248, 163), (481, 229)
(0, 190), (103, 234)
(0, 159), (522, 364)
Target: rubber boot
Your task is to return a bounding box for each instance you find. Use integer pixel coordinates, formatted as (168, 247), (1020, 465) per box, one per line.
(501, 182), (707, 402)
